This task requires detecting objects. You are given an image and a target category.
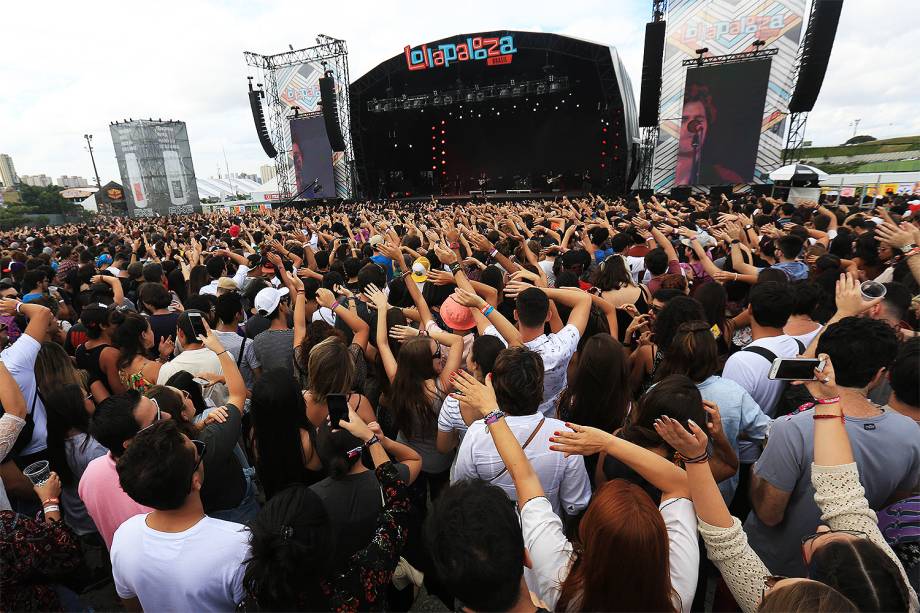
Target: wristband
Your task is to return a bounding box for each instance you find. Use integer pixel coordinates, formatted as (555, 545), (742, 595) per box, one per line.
(482, 305), (495, 317)
(484, 409), (505, 426)
(489, 248), (498, 258)
(449, 242), (460, 250)
(449, 263), (461, 275)
(815, 396), (840, 405)
(215, 350), (228, 358)
(15, 301), (23, 314)
(42, 505), (60, 514)
(401, 268), (413, 278)
(676, 450), (709, 464)
(813, 413), (844, 422)
(363, 434), (380, 448)
(42, 497), (60, 506)
(330, 301), (341, 311)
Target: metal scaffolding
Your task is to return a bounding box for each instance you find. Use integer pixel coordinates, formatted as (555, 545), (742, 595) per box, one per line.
(637, 0), (667, 191)
(244, 35), (354, 199)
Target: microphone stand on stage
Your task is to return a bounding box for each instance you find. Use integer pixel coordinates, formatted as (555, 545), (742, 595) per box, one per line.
(690, 127), (702, 186)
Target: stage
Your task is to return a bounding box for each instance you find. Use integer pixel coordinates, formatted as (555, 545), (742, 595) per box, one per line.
(349, 31), (639, 199)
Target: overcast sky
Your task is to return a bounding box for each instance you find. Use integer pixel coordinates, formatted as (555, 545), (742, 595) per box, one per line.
(0, 0), (915, 184)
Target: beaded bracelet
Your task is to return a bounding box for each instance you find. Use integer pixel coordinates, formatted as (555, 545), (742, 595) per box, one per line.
(676, 450), (709, 464)
(484, 409), (505, 426)
(813, 413), (844, 421)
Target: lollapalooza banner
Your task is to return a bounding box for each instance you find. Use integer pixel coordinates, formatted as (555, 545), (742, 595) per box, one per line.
(652, 0), (806, 192)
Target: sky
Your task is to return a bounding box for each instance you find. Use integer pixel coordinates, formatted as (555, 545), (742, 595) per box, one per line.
(0, 0), (916, 185)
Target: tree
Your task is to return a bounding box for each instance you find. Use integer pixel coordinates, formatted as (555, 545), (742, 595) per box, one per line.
(843, 135), (876, 145)
(17, 184), (67, 214)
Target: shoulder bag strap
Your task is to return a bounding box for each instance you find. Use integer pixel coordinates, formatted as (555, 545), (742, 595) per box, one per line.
(237, 337), (247, 367)
(490, 417), (545, 483)
(741, 345), (778, 364)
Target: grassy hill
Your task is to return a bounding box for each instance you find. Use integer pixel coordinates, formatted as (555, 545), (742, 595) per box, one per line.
(794, 135), (920, 159)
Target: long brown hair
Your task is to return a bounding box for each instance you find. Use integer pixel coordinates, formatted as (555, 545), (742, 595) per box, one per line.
(557, 335), (630, 432)
(655, 321), (719, 384)
(386, 337), (438, 439)
(556, 479), (677, 612)
(36, 341), (88, 398)
(307, 336), (354, 404)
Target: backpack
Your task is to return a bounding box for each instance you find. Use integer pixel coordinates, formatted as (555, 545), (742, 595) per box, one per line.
(741, 339), (811, 416)
(878, 496), (920, 547)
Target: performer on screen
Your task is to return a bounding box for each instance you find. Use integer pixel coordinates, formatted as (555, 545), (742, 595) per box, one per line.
(674, 83), (744, 186)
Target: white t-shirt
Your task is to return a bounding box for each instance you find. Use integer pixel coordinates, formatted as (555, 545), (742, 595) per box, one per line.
(0, 334), (46, 455)
(485, 324), (581, 417)
(722, 334), (804, 462)
(437, 394), (468, 438)
(112, 514), (249, 611)
(521, 495), (698, 612)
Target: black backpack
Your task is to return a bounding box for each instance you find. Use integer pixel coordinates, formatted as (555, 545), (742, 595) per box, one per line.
(741, 339), (813, 416)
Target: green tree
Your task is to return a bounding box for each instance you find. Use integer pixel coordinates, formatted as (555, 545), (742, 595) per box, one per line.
(843, 135), (876, 145)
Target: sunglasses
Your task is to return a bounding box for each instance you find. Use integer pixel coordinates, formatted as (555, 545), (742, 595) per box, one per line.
(188, 439), (207, 488)
(800, 529), (867, 564)
(136, 397), (163, 435)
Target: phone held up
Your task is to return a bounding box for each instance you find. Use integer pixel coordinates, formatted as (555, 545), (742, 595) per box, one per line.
(327, 393), (350, 428)
(186, 311), (207, 339)
(768, 357), (827, 381)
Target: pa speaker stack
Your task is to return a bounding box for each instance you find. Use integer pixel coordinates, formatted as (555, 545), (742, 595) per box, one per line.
(638, 21), (667, 127)
(788, 0), (844, 113)
(248, 87), (277, 158)
(319, 72), (347, 152)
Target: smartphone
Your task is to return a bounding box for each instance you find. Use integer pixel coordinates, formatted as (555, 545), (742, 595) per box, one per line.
(327, 393), (349, 428)
(187, 311), (207, 339)
(768, 357), (826, 381)
(192, 376), (212, 387)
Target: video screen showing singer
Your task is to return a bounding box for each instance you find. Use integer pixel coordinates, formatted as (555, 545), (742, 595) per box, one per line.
(674, 60), (772, 186)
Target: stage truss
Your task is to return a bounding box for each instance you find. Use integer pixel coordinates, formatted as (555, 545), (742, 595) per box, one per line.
(782, 0), (822, 165)
(244, 35), (355, 199)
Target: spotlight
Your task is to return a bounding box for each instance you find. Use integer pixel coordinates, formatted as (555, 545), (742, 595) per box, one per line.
(695, 47), (709, 55)
(752, 39), (766, 48)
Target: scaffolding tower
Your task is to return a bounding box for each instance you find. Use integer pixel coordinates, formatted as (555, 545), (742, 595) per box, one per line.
(244, 35), (354, 200)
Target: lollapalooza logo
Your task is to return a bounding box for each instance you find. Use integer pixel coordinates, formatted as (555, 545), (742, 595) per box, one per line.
(404, 35), (517, 71)
(678, 14), (791, 43)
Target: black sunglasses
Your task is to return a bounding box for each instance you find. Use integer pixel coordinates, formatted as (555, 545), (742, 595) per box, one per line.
(188, 439), (207, 489)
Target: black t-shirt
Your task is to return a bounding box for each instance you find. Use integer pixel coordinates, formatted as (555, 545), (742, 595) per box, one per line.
(148, 312), (180, 357)
(244, 314), (270, 339)
(602, 454), (661, 504)
(310, 463), (410, 573)
(198, 403), (246, 513)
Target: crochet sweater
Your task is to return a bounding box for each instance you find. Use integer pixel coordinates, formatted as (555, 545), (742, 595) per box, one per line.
(698, 462), (919, 613)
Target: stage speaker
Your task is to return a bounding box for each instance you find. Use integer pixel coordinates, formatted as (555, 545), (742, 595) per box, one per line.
(788, 0), (843, 113)
(248, 89), (277, 158)
(638, 21), (666, 127)
(319, 73), (347, 152)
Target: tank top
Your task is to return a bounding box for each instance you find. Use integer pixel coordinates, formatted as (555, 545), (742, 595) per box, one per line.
(75, 343), (111, 389)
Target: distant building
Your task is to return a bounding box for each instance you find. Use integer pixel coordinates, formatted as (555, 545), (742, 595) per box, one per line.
(259, 164), (276, 185)
(20, 174), (52, 187)
(57, 175), (89, 188)
(61, 187), (98, 204)
(0, 154), (17, 187)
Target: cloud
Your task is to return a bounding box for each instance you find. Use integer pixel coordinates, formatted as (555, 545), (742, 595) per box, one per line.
(0, 0), (908, 185)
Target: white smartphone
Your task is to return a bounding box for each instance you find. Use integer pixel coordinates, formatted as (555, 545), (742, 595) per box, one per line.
(768, 357), (826, 381)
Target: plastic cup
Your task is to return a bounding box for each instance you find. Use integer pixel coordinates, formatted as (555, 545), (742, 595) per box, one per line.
(23, 460), (51, 486)
(860, 280), (887, 301)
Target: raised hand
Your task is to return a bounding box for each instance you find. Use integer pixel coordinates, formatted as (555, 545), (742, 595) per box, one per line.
(363, 283), (389, 311)
(389, 324), (421, 343)
(653, 415), (708, 459)
(450, 370), (497, 418)
(548, 422), (613, 457)
(835, 272), (883, 318)
(315, 288), (335, 309)
(451, 287), (486, 309)
(158, 335), (175, 358)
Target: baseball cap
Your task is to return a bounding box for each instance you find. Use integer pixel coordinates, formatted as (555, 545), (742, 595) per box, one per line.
(369, 235), (384, 248)
(411, 256), (430, 283)
(95, 254), (113, 268)
(438, 295), (475, 331)
(254, 286), (289, 316)
(217, 277), (239, 292)
(25, 237), (34, 243)
(9, 242), (19, 249)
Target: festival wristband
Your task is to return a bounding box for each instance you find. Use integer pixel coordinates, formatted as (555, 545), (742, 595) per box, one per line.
(482, 305), (495, 317)
(330, 301), (341, 311)
(815, 397), (840, 405)
(42, 505), (60, 514)
(484, 409), (505, 426)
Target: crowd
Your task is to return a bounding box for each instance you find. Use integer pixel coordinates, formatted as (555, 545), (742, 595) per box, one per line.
(0, 191), (918, 612)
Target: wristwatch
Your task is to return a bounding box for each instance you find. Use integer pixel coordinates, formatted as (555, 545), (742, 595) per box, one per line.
(899, 243), (917, 254)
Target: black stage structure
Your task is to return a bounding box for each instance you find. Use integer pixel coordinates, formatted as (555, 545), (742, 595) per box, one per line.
(350, 31), (639, 200)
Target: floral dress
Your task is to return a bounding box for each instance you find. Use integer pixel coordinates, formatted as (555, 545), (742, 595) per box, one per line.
(0, 511), (82, 612)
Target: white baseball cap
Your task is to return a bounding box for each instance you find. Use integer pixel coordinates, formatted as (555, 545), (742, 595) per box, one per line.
(254, 286), (289, 315)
